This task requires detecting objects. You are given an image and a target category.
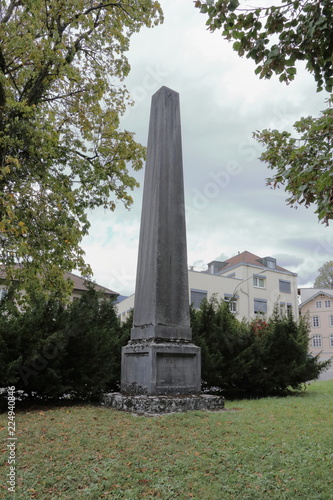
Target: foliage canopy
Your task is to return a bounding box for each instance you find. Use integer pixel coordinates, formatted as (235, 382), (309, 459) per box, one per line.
(313, 260), (333, 288)
(195, 0), (333, 91)
(0, 0), (163, 297)
(195, 0), (333, 224)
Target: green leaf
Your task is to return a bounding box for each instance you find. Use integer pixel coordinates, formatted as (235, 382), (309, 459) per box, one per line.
(228, 0), (239, 12)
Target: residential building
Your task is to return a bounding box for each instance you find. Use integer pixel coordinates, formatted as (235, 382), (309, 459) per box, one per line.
(118, 293), (135, 323)
(299, 288), (333, 362)
(0, 270), (118, 302)
(67, 272), (118, 301)
(117, 251), (298, 322)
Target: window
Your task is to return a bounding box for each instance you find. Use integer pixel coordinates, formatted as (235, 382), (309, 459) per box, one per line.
(330, 334), (333, 348)
(325, 300), (331, 308)
(262, 257), (276, 269)
(287, 304), (292, 317)
(0, 288), (7, 301)
(224, 294), (237, 313)
(253, 276), (266, 288)
(254, 299), (267, 315)
(279, 280), (291, 293)
(190, 289), (207, 309)
(330, 315), (333, 327)
(311, 335), (322, 348)
(312, 316), (320, 328)
(316, 300), (322, 308)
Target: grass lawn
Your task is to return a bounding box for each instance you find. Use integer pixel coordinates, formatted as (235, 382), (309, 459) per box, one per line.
(1, 380), (333, 499)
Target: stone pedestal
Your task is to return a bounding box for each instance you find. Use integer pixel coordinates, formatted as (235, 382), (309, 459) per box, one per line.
(121, 341), (201, 395)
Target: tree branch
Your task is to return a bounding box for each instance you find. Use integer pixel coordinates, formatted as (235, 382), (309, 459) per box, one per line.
(74, 150), (98, 162)
(40, 88), (86, 103)
(0, 0), (21, 24)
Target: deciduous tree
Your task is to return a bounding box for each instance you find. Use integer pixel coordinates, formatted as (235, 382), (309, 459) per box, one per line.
(195, 0), (333, 224)
(314, 260), (333, 288)
(0, 0), (163, 298)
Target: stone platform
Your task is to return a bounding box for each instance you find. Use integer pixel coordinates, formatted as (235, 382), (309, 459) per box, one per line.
(102, 393), (225, 416)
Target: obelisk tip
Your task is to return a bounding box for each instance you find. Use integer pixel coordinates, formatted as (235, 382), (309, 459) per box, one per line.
(153, 86), (179, 98)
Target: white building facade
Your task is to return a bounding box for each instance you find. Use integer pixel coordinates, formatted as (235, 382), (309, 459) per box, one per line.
(117, 251), (298, 323)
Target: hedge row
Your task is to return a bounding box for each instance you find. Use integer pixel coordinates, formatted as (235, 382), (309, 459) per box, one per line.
(0, 291), (330, 404)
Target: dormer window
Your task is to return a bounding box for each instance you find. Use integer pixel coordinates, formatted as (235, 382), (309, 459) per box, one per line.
(207, 260), (227, 275)
(260, 257), (277, 269)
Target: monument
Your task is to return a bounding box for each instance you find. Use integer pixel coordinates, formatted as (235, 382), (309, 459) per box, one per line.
(104, 87), (224, 413)
(121, 86), (201, 396)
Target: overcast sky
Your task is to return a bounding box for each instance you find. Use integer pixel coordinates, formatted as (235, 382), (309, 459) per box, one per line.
(81, 1), (333, 296)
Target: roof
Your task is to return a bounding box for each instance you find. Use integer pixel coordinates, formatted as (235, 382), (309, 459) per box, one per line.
(0, 266), (118, 297)
(216, 251), (293, 275)
(116, 294), (129, 303)
(65, 272), (118, 297)
(299, 288), (333, 308)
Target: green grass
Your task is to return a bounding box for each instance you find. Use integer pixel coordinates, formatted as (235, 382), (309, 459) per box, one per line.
(1, 381), (333, 499)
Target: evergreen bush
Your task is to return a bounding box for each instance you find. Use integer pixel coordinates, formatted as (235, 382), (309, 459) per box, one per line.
(0, 288), (130, 403)
(1, 291), (330, 404)
(0, 294), (68, 398)
(191, 297), (331, 398)
(61, 287), (130, 400)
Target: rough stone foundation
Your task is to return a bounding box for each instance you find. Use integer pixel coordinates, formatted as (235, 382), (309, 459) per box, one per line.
(102, 393), (225, 416)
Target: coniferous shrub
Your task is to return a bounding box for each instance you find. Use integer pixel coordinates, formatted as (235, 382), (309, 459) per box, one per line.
(191, 297), (331, 398)
(0, 294), (68, 398)
(62, 287), (130, 400)
(259, 307), (330, 395)
(191, 296), (254, 394)
(1, 290), (330, 403)
(0, 288), (130, 403)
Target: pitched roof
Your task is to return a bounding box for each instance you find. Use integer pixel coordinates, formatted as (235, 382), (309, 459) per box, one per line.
(65, 272), (118, 296)
(299, 287), (333, 302)
(300, 289), (333, 308)
(216, 251), (293, 274)
(0, 266), (118, 297)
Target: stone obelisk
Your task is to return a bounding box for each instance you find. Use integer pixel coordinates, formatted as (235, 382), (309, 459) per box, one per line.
(121, 86), (201, 395)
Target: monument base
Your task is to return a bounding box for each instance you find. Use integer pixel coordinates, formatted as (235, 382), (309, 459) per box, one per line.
(121, 341), (201, 395)
(102, 393), (225, 416)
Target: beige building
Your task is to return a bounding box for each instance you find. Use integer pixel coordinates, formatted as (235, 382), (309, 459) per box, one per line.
(299, 288), (333, 361)
(117, 251), (298, 323)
